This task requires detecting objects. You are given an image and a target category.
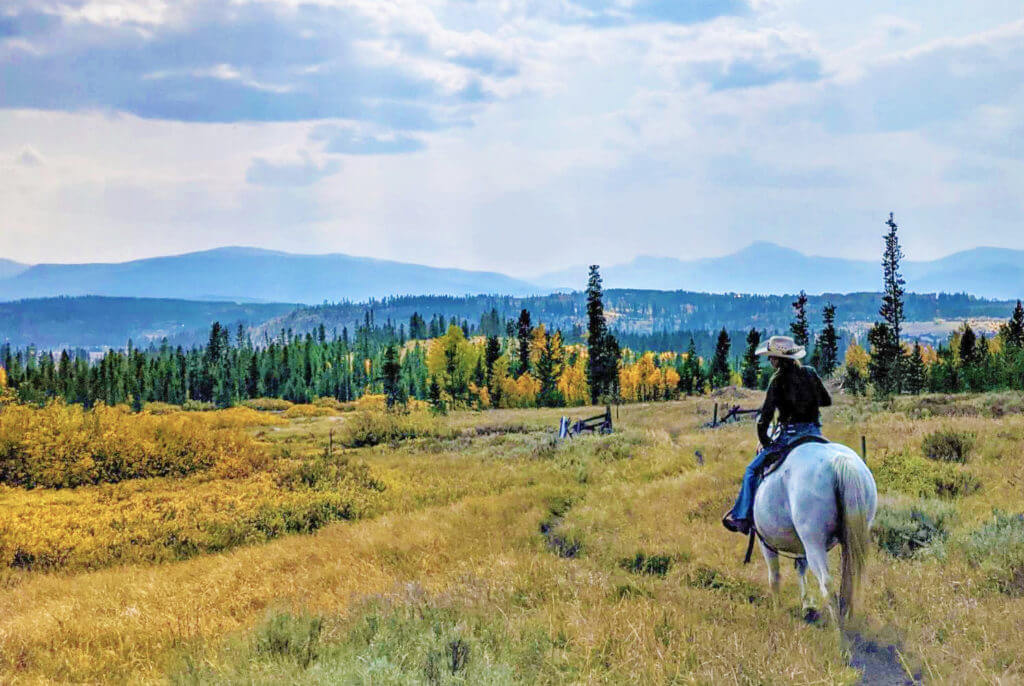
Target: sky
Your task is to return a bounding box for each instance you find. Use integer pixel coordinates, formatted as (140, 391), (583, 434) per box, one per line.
(1, 0), (1022, 276)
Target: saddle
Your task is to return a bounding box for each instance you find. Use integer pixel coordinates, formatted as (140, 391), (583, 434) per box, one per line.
(760, 434), (831, 479)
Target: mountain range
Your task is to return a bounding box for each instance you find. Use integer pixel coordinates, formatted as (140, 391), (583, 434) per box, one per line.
(536, 242), (1024, 300)
(1, 243), (1023, 303)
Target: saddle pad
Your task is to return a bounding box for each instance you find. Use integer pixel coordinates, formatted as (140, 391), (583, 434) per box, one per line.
(761, 435), (831, 478)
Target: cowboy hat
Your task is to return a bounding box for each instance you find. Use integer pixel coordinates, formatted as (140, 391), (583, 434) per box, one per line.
(755, 335), (806, 360)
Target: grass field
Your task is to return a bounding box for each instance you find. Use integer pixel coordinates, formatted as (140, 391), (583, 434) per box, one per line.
(1, 392), (1023, 683)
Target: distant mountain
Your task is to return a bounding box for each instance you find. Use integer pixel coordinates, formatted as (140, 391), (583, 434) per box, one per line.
(0, 259), (29, 280)
(0, 296), (297, 349)
(536, 242), (1024, 300)
(0, 247), (542, 304)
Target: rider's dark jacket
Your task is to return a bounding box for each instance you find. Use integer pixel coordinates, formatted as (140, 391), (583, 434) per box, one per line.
(756, 363), (832, 447)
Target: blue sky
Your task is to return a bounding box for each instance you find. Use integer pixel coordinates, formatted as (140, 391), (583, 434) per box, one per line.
(1, 0), (1022, 275)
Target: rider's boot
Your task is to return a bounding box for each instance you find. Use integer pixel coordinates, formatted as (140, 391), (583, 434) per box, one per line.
(721, 511), (751, 535)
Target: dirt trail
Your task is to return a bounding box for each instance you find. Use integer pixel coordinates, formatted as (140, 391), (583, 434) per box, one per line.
(847, 632), (920, 685)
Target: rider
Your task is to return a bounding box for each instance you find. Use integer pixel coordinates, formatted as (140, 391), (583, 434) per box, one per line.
(722, 335), (832, 535)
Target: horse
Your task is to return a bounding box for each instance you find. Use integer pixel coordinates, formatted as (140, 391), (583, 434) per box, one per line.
(752, 441), (877, 624)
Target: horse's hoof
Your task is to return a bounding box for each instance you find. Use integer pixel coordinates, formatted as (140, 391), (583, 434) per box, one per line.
(803, 608), (821, 624)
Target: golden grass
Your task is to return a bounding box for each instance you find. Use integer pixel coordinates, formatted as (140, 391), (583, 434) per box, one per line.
(2, 393), (1024, 682)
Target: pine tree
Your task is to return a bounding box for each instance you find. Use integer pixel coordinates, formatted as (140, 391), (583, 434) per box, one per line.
(516, 309), (532, 376)
(959, 323), (977, 367)
(740, 328), (761, 389)
(879, 212), (907, 392)
(906, 341), (926, 394)
(585, 265), (621, 403)
(817, 303), (839, 377)
(382, 344), (405, 409)
(1005, 301), (1024, 348)
(790, 290), (809, 347)
(867, 322), (899, 397)
(536, 331), (564, 407)
(709, 328), (731, 388)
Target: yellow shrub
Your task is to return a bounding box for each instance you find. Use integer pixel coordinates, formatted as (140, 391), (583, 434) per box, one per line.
(0, 462), (388, 573)
(191, 407), (288, 429)
(282, 404), (335, 419)
(142, 402), (181, 415)
(0, 402), (270, 488)
(241, 397), (294, 412)
(313, 397), (345, 411)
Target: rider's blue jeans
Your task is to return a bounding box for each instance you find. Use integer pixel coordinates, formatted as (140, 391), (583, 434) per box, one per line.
(730, 423), (822, 522)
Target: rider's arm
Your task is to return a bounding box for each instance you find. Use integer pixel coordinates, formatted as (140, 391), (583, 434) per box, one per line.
(757, 380), (777, 447)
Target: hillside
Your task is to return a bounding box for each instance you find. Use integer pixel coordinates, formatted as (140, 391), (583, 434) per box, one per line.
(0, 296), (297, 349)
(0, 247), (541, 304)
(256, 290), (1017, 342)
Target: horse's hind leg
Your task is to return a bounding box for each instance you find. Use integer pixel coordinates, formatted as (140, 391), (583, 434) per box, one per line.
(794, 557), (817, 622)
(759, 541), (781, 607)
(802, 537), (837, 624)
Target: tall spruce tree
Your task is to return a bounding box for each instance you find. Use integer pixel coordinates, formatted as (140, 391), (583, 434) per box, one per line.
(879, 211), (907, 392)
(516, 309), (532, 376)
(709, 328), (732, 388)
(959, 324), (977, 367)
(817, 303), (839, 377)
(790, 290), (810, 347)
(586, 265), (620, 403)
(906, 341), (926, 394)
(381, 344), (405, 409)
(740, 328), (761, 389)
(1005, 300), (1024, 348)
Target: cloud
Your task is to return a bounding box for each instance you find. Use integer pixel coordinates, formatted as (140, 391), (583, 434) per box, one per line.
(700, 54), (822, 90)
(245, 156), (340, 187)
(312, 126), (425, 155)
(15, 145), (43, 166)
(0, 2), (509, 126)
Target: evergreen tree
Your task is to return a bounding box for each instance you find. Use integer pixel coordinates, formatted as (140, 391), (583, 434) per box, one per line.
(709, 328), (731, 388)
(817, 303), (839, 377)
(790, 290), (810, 347)
(867, 322), (900, 397)
(536, 332), (564, 407)
(381, 344), (405, 409)
(484, 336), (501, 382)
(959, 324), (977, 367)
(740, 328), (761, 389)
(906, 341), (926, 394)
(585, 265), (620, 403)
(1004, 301), (1024, 348)
(516, 309), (532, 376)
(878, 212), (907, 392)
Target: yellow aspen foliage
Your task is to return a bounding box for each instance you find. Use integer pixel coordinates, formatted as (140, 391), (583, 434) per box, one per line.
(920, 344), (939, 367)
(529, 324), (548, 367)
(0, 365), (6, 388)
(845, 343), (870, 374)
(468, 382), (491, 409)
(427, 325), (478, 388)
(557, 355), (589, 406)
(664, 366), (681, 396)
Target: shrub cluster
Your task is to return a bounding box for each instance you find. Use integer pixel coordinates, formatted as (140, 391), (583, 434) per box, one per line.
(874, 450), (981, 499)
(872, 497), (954, 558)
(241, 397), (294, 412)
(921, 429), (975, 463)
(338, 411), (455, 448)
(282, 403), (336, 419)
(963, 510), (1024, 596)
(0, 460), (388, 572)
(0, 402), (270, 488)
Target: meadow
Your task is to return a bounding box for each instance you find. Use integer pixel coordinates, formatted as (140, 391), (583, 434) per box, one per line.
(0, 392), (1023, 683)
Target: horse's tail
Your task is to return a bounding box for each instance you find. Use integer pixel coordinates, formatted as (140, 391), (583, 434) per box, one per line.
(833, 452), (876, 620)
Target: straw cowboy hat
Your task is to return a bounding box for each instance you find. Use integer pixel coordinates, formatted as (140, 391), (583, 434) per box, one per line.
(755, 335), (806, 360)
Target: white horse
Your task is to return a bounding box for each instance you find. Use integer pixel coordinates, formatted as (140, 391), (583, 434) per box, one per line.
(752, 442), (877, 623)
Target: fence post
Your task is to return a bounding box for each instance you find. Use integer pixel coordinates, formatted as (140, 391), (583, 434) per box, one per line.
(329, 428), (334, 458)
(713, 403), (718, 427)
(860, 435), (866, 460)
